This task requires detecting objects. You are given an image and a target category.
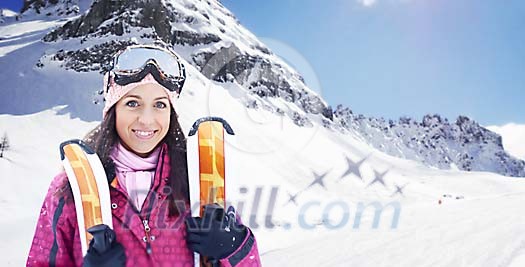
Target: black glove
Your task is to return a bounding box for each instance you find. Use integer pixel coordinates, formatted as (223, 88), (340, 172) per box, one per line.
(185, 204), (248, 260)
(83, 224), (126, 267)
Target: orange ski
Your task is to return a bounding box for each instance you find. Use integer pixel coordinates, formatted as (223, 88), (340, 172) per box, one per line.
(60, 140), (113, 256)
(187, 117), (235, 267)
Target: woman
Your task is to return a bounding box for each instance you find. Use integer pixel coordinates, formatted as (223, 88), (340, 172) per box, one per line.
(27, 45), (261, 267)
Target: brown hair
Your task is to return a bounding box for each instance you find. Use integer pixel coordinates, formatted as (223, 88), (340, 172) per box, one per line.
(62, 105), (189, 217)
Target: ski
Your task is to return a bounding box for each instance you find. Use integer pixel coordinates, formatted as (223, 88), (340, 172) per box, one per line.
(187, 117), (235, 267)
(59, 139), (113, 256)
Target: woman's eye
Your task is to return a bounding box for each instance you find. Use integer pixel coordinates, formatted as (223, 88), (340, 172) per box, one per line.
(155, 102), (167, 109)
(125, 100), (139, 108)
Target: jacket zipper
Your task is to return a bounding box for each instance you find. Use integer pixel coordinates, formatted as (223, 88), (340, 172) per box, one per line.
(111, 187), (156, 255)
(139, 148), (164, 255)
(142, 219), (152, 254)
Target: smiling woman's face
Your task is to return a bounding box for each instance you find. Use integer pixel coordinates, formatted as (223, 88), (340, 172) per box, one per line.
(115, 83), (171, 157)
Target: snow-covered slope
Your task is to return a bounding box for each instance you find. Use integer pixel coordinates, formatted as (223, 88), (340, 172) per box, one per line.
(0, 8), (18, 18)
(0, 8), (19, 24)
(0, 108), (98, 266)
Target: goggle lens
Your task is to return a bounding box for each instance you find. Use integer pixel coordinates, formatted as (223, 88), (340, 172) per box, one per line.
(113, 47), (184, 77)
(108, 46), (186, 94)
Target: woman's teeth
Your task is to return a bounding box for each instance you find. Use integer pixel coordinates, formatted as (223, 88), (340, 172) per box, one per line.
(133, 130), (156, 139)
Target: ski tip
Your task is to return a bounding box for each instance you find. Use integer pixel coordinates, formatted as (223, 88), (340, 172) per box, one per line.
(59, 139), (96, 160)
(188, 117), (235, 136)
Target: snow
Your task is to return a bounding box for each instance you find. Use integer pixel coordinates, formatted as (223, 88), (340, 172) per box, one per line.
(0, 19), (65, 57)
(1, 3), (525, 267)
(0, 19), (67, 37)
(487, 123), (525, 160)
(0, 108), (98, 266)
(1, 9), (18, 18)
(19, 0), (90, 19)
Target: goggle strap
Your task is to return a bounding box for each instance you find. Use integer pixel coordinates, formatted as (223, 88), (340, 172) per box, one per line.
(106, 71), (112, 94)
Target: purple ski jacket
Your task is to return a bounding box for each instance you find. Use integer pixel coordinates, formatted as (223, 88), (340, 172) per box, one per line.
(27, 143), (261, 267)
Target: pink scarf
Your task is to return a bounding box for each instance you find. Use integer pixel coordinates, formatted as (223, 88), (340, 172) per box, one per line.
(110, 142), (161, 211)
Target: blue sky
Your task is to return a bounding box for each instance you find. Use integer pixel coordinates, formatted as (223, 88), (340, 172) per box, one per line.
(221, 0), (524, 125)
(2, 0), (523, 125)
(1, 1), (21, 12)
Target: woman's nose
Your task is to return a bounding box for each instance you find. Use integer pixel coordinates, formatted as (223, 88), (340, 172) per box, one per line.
(137, 107), (156, 125)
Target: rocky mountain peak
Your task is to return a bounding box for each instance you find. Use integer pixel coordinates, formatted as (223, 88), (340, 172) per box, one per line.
(422, 114), (446, 128)
(43, 0), (176, 42)
(332, 109), (524, 177)
(21, 0), (91, 17)
(38, 0), (331, 125)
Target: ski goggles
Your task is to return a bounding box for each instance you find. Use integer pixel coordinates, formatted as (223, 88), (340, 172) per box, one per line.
(106, 45), (186, 95)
